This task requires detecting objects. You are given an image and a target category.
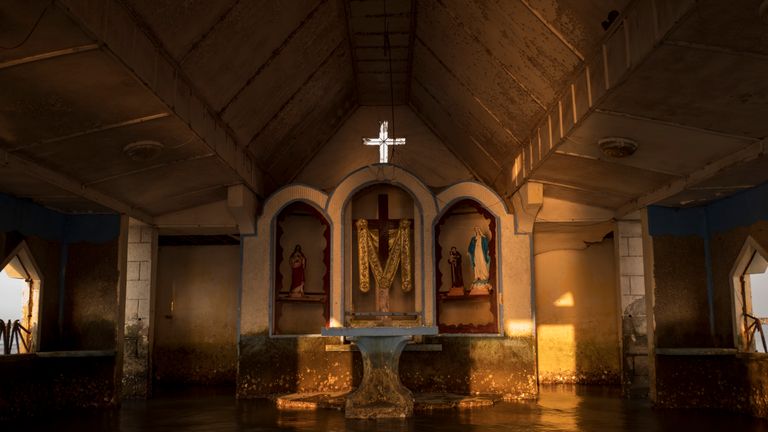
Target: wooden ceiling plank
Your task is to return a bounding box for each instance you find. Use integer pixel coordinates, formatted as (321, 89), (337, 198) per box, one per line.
(0, 149), (153, 222)
(0, 43), (99, 70)
(616, 139), (767, 217)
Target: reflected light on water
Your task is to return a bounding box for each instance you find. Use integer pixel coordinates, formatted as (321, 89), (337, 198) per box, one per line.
(4, 385), (768, 431)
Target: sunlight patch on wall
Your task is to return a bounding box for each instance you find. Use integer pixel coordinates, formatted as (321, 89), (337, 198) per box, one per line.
(553, 291), (574, 307)
(537, 324), (576, 378)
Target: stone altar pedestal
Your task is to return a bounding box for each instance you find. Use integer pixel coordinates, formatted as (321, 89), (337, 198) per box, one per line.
(321, 326), (438, 418)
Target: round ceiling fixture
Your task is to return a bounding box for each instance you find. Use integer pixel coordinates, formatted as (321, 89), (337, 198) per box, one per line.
(123, 140), (163, 162)
(598, 137), (638, 158)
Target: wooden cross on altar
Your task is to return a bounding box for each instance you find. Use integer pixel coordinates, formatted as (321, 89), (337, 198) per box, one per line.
(363, 194), (412, 314)
(363, 121), (405, 163)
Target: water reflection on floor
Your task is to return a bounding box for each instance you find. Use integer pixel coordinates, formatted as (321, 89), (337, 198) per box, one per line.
(7, 385), (768, 431)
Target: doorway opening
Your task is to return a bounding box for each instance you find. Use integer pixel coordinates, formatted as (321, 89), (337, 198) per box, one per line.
(0, 242), (42, 355)
(732, 237), (768, 352)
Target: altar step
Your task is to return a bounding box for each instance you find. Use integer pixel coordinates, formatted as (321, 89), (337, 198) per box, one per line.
(274, 392), (499, 411)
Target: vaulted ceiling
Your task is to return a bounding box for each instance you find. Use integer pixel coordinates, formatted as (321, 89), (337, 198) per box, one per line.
(1, 0), (767, 224)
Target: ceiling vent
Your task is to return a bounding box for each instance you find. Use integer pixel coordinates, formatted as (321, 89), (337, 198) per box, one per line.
(123, 140), (163, 162)
(598, 137), (638, 158)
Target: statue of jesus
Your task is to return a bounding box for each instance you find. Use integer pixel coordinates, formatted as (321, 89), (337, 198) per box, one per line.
(288, 244), (306, 297)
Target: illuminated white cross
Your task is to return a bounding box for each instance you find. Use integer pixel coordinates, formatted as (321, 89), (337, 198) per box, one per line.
(363, 121), (405, 163)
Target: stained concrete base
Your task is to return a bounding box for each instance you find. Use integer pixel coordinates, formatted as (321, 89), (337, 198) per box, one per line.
(274, 392), (499, 411)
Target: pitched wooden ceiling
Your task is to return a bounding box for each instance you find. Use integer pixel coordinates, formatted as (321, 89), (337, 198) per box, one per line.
(1, 0), (766, 222)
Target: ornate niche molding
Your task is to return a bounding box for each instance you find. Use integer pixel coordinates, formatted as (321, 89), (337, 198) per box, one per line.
(255, 184), (330, 336)
(326, 165), (439, 328)
(435, 182), (514, 335)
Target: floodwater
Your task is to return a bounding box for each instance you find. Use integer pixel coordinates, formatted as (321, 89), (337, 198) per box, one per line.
(5, 385), (768, 431)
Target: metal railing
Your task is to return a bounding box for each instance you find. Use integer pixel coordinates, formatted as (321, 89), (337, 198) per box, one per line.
(745, 313), (768, 353)
(0, 319), (31, 355)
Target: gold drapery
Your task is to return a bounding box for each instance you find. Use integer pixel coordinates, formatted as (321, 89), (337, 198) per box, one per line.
(356, 218), (412, 293)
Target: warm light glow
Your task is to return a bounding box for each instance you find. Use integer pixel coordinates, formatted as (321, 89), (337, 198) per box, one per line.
(505, 319), (534, 337)
(512, 155), (522, 181)
(553, 291), (574, 307)
(329, 317), (342, 328)
(537, 324), (576, 377)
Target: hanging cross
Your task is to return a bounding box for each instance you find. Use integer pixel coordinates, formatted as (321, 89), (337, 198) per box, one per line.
(363, 121), (405, 163)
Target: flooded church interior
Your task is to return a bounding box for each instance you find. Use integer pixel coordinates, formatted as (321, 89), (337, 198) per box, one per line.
(3, 0), (768, 430)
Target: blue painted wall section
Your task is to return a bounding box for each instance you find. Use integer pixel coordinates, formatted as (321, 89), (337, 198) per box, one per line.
(648, 181), (768, 238)
(648, 182), (768, 338)
(0, 193), (119, 243)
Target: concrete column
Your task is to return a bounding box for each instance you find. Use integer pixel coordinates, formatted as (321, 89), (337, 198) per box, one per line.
(615, 218), (649, 397)
(122, 218), (158, 398)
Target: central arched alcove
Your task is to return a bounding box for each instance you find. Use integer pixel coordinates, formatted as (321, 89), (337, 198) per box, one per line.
(344, 184), (417, 326)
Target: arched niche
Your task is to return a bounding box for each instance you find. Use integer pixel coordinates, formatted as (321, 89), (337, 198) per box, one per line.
(346, 183), (416, 326)
(435, 182), (513, 335)
(327, 165), (438, 328)
(253, 184), (330, 336)
(272, 201), (330, 335)
(434, 199), (498, 333)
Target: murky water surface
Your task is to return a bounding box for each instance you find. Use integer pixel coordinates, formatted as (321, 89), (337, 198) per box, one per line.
(6, 385), (768, 431)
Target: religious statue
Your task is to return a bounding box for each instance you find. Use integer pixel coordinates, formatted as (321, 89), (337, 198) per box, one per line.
(447, 246), (465, 296)
(288, 244), (306, 297)
(468, 227), (492, 295)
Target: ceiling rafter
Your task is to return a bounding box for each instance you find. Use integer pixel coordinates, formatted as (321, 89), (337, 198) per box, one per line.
(246, 40), (347, 149)
(408, 99), (485, 184)
(287, 101), (359, 184)
(343, 0), (362, 101)
(517, 0), (585, 61)
(663, 39), (768, 62)
(414, 37), (522, 147)
(534, 178), (635, 198)
(404, 0), (418, 102)
(58, 0), (265, 197)
(411, 77), (498, 185)
(0, 149), (153, 222)
(140, 183), (233, 207)
(219, 0), (329, 116)
(553, 149), (683, 177)
(510, 0), (700, 199)
(434, 0), (547, 110)
(616, 139), (767, 217)
(594, 108), (759, 141)
(177, 0), (241, 63)
(84, 153), (216, 186)
(8, 113), (170, 152)
(0, 43), (99, 70)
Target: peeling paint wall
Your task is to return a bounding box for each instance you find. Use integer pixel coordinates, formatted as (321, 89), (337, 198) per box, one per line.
(154, 245), (239, 385)
(534, 228), (620, 384)
(0, 194), (122, 419)
(647, 183), (768, 417)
